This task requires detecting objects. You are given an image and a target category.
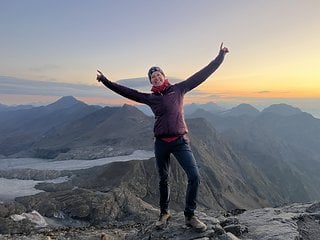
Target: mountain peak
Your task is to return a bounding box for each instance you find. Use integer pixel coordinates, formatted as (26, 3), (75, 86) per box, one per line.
(99, 104), (148, 126)
(184, 102), (224, 115)
(262, 103), (302, 116)
(56, 96), (79, 104)
(221, 103), (260, 117)
(0, 103), (7, 109)
(46, 96), (85, 110)
(118, 104), (147, 117)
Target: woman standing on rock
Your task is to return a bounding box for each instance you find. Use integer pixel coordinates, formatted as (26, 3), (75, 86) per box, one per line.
(97, 43), (229, 232)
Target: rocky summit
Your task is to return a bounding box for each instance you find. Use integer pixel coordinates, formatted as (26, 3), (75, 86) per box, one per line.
(1, 201), (320, 239)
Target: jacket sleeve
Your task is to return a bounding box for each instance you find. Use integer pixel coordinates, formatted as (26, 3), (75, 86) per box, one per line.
(100, 76), (150, 104)
(176, 50), (225, 94)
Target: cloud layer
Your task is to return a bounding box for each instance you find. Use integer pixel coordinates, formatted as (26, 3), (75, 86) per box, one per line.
(1, 75), (320, 118)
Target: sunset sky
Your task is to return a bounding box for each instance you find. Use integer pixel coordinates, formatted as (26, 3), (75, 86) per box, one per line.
(1, 1), (320, 116)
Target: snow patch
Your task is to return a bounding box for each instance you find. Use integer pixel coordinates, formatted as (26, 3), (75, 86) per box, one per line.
(0, 150), (154, 171)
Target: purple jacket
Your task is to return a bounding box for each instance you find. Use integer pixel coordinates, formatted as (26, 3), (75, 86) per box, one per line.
(100, 51), (225, 138)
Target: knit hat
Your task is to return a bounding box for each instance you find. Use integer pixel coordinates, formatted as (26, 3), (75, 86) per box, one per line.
(148, 66), (165, 82)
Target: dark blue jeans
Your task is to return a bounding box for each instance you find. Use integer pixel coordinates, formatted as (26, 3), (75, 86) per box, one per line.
(154, 136), (200, 218)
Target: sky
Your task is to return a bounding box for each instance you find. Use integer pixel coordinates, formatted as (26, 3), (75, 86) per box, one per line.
(1, 0), (320, 116)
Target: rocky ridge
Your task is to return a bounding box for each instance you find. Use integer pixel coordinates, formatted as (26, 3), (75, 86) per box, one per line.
(0, 202), (320, 239)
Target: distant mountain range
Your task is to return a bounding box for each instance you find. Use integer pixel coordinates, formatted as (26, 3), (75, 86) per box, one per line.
(188, 102), (320, 203)
(1, 96), (320, 212)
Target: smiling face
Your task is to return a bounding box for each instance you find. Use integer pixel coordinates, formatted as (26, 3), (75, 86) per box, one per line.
(150, 71), (165, 87)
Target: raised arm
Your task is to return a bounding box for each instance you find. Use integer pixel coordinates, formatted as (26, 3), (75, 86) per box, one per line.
(97, 70), (150, 104)
(177, 43), (229, 93)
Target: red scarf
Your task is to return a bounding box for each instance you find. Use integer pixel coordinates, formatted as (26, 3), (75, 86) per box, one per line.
(151, 79), (171, 93)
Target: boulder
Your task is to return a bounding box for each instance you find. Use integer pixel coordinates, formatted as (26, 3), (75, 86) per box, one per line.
(306, 202), (320, 213)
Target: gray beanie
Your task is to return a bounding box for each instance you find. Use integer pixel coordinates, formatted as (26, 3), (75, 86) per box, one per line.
(148, 66), (165, 82)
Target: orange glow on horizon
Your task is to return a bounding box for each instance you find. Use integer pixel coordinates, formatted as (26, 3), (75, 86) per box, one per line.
(198, 74), (320, 99)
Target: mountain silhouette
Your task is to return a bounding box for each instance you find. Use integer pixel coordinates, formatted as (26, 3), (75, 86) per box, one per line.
(220, 103), (260, 117)
(46, 96), (84, 110)
(262, 103), (302, 116)
(0, 96), (100, 156)
(190, 104), (320, 202)
(184, 102), (225, 115)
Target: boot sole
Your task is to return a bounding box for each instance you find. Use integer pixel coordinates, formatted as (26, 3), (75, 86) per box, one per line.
(185, 223), (207, 232)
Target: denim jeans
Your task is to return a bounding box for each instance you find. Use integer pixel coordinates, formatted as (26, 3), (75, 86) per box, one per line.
(154, 135), (200, 218)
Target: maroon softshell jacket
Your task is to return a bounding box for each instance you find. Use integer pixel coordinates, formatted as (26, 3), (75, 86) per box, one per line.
(100, 51), (225, 138)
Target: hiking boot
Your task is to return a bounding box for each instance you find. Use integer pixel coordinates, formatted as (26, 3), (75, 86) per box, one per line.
(155, 212), (171, 229)
(185, 216), (207, 232)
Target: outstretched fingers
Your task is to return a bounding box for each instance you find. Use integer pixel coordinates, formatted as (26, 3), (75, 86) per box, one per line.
(219, 42), (229, 54)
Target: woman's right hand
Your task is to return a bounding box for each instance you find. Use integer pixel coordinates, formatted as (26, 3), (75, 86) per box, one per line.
(220, 42), (229, 55)
(97, 70), (104, 82)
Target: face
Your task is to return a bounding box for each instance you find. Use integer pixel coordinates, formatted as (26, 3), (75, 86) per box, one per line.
(150, 71), (165, 87)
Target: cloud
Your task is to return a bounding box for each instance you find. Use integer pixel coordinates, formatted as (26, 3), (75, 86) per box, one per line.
(29, 64), (61, 72)
(0, 76), (185, 103)
(186, 89), (209, 97)
(116, 78), (151, 91)
(0, 75), (189, 100)
(117, 78), (149, 88)
(0, 76), (116, 99)
(255, 90), (291, 94)
(207, 94), (222, 99)
(256, 91), (271, 94)
(1, 76), (319, 118)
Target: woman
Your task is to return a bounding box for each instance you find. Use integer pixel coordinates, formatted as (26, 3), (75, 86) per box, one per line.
(97, 43), (229, 232)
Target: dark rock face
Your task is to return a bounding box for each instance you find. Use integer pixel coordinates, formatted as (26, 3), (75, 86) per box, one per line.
(297, 202), (320, 240)
(306, 202), (320, 213)
(237, 202), (318, 240)
(15, 187), (158, 225)
(0, 202), (30, 235)
(0, 218), (36, 235)
(0, 202), (26, 218)
(297, 214), (320, 240)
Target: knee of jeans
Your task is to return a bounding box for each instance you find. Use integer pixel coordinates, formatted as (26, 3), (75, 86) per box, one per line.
(188, 171), (200, 184)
